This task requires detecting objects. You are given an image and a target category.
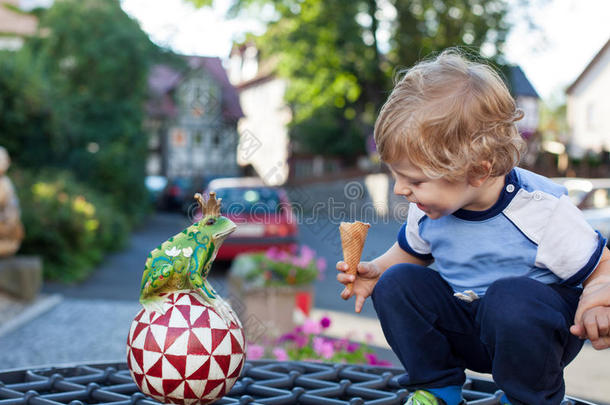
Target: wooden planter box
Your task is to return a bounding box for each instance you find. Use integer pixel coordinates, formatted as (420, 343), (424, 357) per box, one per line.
(228, 274), (314, 343)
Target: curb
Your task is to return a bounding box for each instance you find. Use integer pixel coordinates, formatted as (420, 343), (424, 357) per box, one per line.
(0, 294), (64, 338)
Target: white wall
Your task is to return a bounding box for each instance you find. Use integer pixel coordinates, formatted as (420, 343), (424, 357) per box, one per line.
(567, 48), (610, 157)
(237, 78), (291, 186)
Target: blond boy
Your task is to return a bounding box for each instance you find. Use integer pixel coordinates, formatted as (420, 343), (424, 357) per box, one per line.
(336, 50), (610, 405)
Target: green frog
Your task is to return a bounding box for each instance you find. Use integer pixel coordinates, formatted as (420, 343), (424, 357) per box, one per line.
(139, 192), (236, 318)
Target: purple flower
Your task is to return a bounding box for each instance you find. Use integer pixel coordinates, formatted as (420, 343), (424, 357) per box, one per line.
(316, 258), (327, 277)
(295, 335), (308, 348)
(265, 246), (281, 260)
(320, 316), (331, 329)
(364, 353), (393, 367)
(302, 318), (321, 335)
(346, 342), (360, 353)
(247, 344), (265, 360)
(278, 332), (296, 343)
(273, 347), (289, 361)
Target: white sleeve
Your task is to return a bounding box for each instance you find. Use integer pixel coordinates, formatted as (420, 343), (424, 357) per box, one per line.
(535, 194), (605, 283)
(397, 203), (432, 258)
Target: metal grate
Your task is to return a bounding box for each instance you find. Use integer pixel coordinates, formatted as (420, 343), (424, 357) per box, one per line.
(0, 361), (596, 405)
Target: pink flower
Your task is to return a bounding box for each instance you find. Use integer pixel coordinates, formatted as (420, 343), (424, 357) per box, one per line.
(365, 332), (375, 344)
(295, 335), (308, 348)
(316, 258), (327, 279)
(346, 342), (360, 353)
(300, 245), (315, 263)
(265, 246), (281, 260)
(313, 337), (335, 359)
(302, 318), (321, 335)
(272, 347), (289, 361)
(247, 344), (265, 360)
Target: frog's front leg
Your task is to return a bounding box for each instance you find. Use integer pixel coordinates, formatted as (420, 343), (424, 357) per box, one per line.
(189, 271), (217, 302)
(188, 271), (235, 322)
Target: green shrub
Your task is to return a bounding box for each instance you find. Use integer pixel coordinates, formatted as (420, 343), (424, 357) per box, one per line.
(12, 168), (129, 283)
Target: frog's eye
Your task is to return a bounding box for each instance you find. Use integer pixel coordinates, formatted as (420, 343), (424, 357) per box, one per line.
(206, 218), (216, 226)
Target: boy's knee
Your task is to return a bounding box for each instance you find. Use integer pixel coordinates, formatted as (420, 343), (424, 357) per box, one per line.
(481, 277), (563, 331)
(372, 263), (429, 303)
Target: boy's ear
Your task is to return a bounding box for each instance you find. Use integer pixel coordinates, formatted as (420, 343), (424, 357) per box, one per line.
(468, 161), (492, 187)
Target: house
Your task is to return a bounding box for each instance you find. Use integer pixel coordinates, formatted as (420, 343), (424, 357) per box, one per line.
(566, 38), (610, 158)
(507, 65), (540, 138)
(228, 43), (291, 186)
(146, 56), (244, 184)
(0, 0), (38, 50)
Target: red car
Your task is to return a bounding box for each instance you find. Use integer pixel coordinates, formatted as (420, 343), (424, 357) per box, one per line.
(199, 177), (299, 260)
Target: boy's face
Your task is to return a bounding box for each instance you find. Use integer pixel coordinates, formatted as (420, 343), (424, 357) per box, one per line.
(388, 158), (482, 219)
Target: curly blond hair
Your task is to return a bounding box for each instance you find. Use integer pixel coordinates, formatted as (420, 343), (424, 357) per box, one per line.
(374, 49), (525, 181)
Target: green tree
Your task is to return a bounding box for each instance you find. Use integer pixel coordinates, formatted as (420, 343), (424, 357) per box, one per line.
(190, 0), (512, 161)
(27, 0), (158, 221)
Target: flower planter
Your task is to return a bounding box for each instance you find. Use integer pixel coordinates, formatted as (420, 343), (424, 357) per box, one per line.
(228, 273), (314, 343)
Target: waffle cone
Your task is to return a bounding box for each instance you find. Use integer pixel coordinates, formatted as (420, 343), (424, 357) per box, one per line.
(339, 221), (370, 293)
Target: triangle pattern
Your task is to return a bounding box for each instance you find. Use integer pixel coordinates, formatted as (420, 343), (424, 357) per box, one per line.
(131, 324), (149, 349)
(230, 329), (244, 350)
(129, 350), (143, 374)
(230, 332), (243, 354)
(189, 305), (205, 327)
(186, 355), (209, 378)
(164, 327), (188, 353)
(203, 379), (224, 399)
(144, 329), (163, 353)
(164, 380), (185, 399)
(227, 354), (243, 377)
(188, 358), (211, 380)
(192, 309), (210, 328)
(228, 357), (245, 379)
(152, 306), (174, 327)
(186, 380), (206, 399)
(187, 330), (209, 355)
(165, 354), (187, 378)
(175, 305), (191, 325)
(133, 309), (145, 323)
(143, 351), (162, 374)
(224, 377), (238, 394)
(175, 293), (192, 306)
(165, 329), (190, 356)
(169, 305), (189, 328)
(212, 355), (231, 377)
(146, 357), (164, 378)
(161, 356), (182, 380)
(146, 376), (165, 397)
(131, 348), (145, 372)
(212, 331), (232, 355)
(149, 325), (168, 350)
(132, 322), (149, 342)
(208, 310), (226, 329)
(191, 328), (212, 353)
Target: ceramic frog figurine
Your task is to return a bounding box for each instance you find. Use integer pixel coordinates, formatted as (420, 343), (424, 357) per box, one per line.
(139, 192), (236, 319)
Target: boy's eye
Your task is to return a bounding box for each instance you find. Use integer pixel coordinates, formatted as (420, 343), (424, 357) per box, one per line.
(206, 218), (216, 226)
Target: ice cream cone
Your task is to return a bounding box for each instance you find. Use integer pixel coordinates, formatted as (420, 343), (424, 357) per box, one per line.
(339, 221), (370, 293)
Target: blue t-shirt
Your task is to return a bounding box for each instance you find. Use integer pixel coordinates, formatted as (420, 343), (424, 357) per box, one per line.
(397, 167), (607, 296)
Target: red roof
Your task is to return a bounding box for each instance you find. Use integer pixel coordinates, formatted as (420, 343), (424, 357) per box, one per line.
(147, 55), (244, 121)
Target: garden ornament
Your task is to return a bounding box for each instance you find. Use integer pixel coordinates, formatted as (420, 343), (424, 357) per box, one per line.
(127, 192), (246, 404)
(0, 146), (24, 257)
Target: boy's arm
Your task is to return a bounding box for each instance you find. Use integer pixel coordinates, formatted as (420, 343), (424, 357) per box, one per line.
(571, 246), (610, 349)
(372, 241), (433, 271)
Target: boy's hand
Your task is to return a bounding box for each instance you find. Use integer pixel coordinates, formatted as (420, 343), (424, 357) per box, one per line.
(570, 306), (610, 350)
(336, 260), (382, 313)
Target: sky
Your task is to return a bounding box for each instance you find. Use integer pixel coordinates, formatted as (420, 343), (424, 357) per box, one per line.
(107, 0), (609, 102)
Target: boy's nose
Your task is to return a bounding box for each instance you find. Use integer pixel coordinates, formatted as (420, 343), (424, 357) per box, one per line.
(393, 182), (411, 196)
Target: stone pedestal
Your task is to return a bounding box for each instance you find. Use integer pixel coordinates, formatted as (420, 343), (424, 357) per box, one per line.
(0, 256), (43, 301)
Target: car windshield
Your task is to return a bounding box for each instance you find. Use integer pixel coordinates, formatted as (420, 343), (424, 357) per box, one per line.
(214, 187), (281, 215)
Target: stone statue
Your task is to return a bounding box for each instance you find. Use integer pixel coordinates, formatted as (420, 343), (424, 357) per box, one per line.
(0, 147), (24, 257)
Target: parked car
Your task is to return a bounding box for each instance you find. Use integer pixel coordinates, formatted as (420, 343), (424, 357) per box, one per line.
(552, 177), (610, 245)
(199, 177), (299, 260)
(161, 177), (193, 211)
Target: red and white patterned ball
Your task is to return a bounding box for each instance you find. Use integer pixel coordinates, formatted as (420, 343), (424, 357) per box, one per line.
(126, 291), (246, 405)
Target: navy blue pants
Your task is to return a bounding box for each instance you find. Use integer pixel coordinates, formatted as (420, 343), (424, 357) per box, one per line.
(371, 264), (584, 405)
